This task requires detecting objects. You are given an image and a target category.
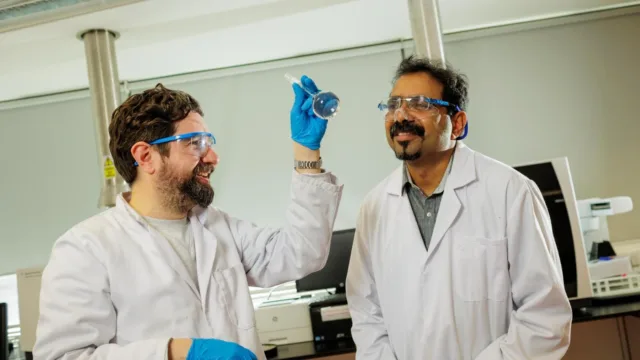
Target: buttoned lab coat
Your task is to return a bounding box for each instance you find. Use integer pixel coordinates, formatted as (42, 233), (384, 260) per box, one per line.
(346, 143), (572, 360)
(33, 171), (343, 360)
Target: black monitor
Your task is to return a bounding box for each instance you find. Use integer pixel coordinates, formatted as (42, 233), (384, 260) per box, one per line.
(1, 303), (8, 360)
(296, 228), (355, 294)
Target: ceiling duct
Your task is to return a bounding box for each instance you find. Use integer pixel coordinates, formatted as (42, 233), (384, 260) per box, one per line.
(0, 0), (144, 34)
(407, 0), (445, 63)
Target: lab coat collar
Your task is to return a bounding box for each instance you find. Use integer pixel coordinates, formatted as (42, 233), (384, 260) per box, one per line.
(386, 141), (477, 196)
(189, 204), (209, 225)
(115, 193), (211, 300)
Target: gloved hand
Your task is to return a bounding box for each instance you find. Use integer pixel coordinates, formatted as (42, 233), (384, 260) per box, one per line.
(290, 75), (329, 150)
(186, 338), (257, 360)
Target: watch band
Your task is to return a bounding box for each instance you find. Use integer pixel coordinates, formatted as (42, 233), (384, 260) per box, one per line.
(294, 157), (322, 169)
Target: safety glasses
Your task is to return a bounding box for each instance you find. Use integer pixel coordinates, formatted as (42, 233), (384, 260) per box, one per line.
(378, 96), (461, 118)
(377, 96), (467, 140)
(134, 131), (216, 166)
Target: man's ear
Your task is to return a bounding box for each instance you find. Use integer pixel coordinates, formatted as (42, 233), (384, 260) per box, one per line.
(450, 111), (468, 140)
(131, 141), (155, 175)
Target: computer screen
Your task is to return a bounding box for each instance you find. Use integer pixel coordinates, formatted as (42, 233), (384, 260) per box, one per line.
(296, 228), (355, 294)
(1, 302), (8, 360)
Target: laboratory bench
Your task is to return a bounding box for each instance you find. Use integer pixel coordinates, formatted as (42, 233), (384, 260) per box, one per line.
(573, 294), (640, 323)
(267, 294), (640, 360)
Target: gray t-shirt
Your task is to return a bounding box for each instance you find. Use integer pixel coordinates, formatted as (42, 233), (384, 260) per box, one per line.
(144, 216), (198, 291)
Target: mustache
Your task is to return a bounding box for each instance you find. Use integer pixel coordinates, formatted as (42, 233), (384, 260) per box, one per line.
(390, 120), (426, 138)
(193, 163), (215, 176)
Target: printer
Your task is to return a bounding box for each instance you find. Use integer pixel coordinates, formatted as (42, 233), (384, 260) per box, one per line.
(254, 298), (313, 345)
(308, 293), (352, 342)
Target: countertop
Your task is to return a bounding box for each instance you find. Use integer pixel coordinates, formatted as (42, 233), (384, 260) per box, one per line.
(268, 294), (640, 360)
(573, 294), (640, 323)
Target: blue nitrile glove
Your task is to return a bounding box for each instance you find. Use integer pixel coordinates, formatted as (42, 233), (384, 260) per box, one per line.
(290, 75), (329, 150)
(186, 338), (257, 360)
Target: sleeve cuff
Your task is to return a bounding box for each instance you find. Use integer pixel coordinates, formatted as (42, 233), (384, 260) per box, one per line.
(293, 169), (337, 183)
(291, 169), (342, 192)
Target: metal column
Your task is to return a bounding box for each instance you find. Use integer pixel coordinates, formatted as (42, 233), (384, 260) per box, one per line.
(407, 0), (446, 64)
(79, 29), (129, 209)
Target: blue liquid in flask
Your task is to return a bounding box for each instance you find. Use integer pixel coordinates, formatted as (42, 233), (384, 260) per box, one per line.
(285, 73), (340, 120)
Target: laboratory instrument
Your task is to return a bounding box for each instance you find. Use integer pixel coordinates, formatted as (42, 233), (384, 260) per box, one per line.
(285, 73), (340, 120)
(514, 157), (593, 308)
(578, 196), (633, 259)
(577, 196), (640, 298)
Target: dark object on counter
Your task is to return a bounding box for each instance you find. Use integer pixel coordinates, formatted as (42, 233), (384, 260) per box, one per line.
(590, 241), (617, 261)
(263, 343), (278, 359)
(308, 293), (352, 342)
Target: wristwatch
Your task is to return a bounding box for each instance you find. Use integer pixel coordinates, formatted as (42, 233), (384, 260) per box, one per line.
(294, 157), (323, 169)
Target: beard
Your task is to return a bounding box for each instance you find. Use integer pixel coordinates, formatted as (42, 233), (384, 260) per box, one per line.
(157, 161), (215, 214)
(396, 147), (421, 161)
(390, 120), (426, 161)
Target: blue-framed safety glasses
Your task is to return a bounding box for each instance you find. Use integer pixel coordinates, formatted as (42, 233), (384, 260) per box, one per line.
(134, 131), (216, 166)
(378, 96), (468, 140)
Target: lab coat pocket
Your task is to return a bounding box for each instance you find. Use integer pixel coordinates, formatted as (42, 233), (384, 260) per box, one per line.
(213, 263), (256, 330)
(482, 237), (509, 301)
(453, 236), (508, 302)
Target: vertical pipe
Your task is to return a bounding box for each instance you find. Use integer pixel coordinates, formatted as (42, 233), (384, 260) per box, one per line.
(407, 0), (446, 64)
(80, 29), (129, 209)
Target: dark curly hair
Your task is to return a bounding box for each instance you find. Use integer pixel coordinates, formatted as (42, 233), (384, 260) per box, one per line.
(109, 83), (203, 184)
(394, 55), (469, 114)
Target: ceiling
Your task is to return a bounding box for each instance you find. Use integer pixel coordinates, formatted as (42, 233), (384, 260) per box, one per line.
(0, 0), (638, 103)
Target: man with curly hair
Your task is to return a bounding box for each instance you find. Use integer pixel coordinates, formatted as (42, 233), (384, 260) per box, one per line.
(34, 77), (343, 360)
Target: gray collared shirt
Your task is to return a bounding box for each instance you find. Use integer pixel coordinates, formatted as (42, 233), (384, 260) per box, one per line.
(403, 153), (454, 251)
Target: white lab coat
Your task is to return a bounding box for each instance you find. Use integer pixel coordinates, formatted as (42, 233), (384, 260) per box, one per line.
(346, 143), (572, 360)
(33, 171), (343, 360)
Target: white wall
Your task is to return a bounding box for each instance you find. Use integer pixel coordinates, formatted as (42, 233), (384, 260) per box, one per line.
(0, 9), (639, 275)
(0, 99), (102, 274)
(444, 11), (640, 242)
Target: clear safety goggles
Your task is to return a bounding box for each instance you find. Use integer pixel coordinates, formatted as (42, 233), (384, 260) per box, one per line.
(377, 96), (468, 140)
(134, 131), (216, 166)
(377, 96), (461, 121)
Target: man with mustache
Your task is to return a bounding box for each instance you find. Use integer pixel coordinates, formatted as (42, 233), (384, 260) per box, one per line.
(34, 80), (343, 360)
(345, 56), (571, 359)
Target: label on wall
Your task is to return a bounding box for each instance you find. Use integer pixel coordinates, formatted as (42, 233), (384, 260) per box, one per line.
(103, 156), (116, 179)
